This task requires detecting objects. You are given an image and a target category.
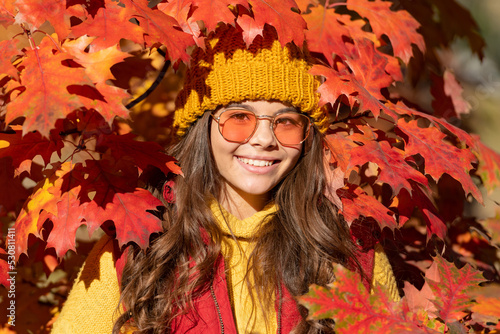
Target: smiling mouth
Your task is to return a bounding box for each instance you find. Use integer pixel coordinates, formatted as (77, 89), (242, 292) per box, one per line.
(237, 157), (276, 167)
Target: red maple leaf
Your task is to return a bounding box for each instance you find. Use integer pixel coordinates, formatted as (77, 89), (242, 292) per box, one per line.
(63, 37), (132, 122)
(158, 0), (205, 49)
(5, 37), (92, 138)
(97, 133), (182, 175)
(338, 185), (397, 230)
(70, 0), (145, 52)
(348, 131), (428, 197)
(244, 0), (306, 46)
(474, 139), (500, 194)
(0, 130), (63, 172)
(83, 188), (163, 249)
(346, 0), (425, 64)
(298, 264), (438, 333)
(190, 0), (247, 33)
(431, 70), (470, 119)
(0, 0), (16, 28)
(0, 39), (22, 80)
(396, 119), (482, 203)
(121, 0), (193, 63)
(295, 2), (352, 66)
(14, 0), (76, 39)
(426, 255), (485, 324)
(397, 185), (447, 240)
(387, 101), (477, 149)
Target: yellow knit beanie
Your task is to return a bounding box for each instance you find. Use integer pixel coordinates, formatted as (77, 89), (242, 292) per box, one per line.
(174, 25), (327, 136)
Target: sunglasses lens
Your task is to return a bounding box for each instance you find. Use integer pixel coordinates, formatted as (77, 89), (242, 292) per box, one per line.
(219, 110), (256, 143)
(273, 113), (310, 145)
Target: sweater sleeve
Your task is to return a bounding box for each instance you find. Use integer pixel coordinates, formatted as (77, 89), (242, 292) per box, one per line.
(371, 243), (400, 302)
(51, 235), (123, 334)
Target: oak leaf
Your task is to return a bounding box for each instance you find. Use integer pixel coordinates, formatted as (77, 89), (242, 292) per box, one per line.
(158, 0), (205, 49)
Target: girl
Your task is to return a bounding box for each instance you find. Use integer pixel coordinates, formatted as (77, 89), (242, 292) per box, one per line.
(52, 25), (398, 334)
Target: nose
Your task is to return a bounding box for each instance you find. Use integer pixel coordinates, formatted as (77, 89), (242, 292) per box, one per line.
(248, 117), (277, 148)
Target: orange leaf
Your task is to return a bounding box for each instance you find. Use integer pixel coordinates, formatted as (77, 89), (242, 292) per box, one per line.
(245, 0), (306, 47)
(5, 37), (91, 138)
(14, 0), (74, 39)
(346, 0), (425, 64)
(397, 119), (482, 203)
(121, 0), (193, 63)
(70, 0), (144, 52)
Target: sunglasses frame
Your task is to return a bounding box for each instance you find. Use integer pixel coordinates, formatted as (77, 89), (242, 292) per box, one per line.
(211, 108), (312, 146)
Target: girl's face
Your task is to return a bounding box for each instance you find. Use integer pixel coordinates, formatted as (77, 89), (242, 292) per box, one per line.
(210, 100), (303, 205)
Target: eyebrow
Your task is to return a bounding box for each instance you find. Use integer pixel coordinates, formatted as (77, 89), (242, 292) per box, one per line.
(225, 103), (300, 113)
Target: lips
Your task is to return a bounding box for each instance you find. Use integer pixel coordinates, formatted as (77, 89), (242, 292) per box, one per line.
(236, 156), (276, 167)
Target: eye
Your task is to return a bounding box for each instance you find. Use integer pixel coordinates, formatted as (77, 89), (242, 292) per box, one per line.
(225, 110), (254, 123)
(275, 113), (302, 127)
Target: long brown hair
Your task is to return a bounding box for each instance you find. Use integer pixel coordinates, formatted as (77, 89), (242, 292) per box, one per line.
(113, 111), (359, 333)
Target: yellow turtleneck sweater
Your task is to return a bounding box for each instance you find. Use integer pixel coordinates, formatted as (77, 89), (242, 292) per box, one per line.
(210, 200), (278, 334)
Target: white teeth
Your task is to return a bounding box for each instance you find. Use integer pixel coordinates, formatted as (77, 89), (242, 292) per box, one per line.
(237, 157), (274, 167)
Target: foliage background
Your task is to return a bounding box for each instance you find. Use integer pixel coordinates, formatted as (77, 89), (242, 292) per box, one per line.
(0, 0), (499, 333)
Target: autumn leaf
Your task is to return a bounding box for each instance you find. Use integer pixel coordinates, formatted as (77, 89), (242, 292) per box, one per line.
(189, 0), (247, 33)
(158, 0), (205, 48)
(426, 255), (485, 325)
(431, 70), (470, 119)
(474, 139), (500, 194)
(346, 0), (425, 64)
(63, 37), (132, 122)
(295, 2), (352, 66)
(298, 264), (438, 334)
(469, 284), (500, 328)
(396, 119), (482, 203)
(387, 101), (477, 149)
(82, 188), (163, 249)
(0, 157), (30, 215)
(348, 130), (428, 197)
(244, 0), (306, 46)
(5, 37), (92, 138)
(70, 0), (144, 52)
(121, 0), (193, 63)
(0, 130), (64, 172)
(397, 185), (447, 240)
(0, 39), (22, 81)
(14, 0), (82, 40)
(338, 185), (397, 230)
(0, 0), (16, 28)
(15, 174), (60, 260)
(97, 133), (182, 175)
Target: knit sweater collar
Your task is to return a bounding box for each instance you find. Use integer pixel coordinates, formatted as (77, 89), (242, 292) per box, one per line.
(209, 200), (278, 239)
